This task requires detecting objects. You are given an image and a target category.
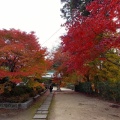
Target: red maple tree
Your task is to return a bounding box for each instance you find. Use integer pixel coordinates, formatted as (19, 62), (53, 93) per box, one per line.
(0, 29), (48, 82)
(61, 0), (120, 74)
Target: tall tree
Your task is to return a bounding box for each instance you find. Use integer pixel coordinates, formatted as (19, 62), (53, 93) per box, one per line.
(51, 46), (70, 89)
(61, 0), (120, 75)
(0, 29), (48, 82)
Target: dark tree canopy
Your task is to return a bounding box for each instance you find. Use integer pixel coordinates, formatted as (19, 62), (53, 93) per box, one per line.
(60, 0), (93, 21)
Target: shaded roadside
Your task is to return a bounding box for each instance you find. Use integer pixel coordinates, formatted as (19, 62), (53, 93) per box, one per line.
(48, 87), (120, 120)
(0, 90), (50, 120)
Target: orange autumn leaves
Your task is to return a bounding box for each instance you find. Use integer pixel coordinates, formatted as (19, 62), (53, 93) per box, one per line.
(0, 29), (50, 81)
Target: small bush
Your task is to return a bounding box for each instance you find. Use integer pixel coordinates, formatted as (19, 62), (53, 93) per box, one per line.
(97, 81), (120, 102)
(29, 90), (38, 97)
(9, 86), (33, 96)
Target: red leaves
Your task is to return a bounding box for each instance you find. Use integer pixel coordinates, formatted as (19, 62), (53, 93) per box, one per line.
(12, 78), (22, 84)
(60, 0), (120, 75)
(0, 29), (48, 80)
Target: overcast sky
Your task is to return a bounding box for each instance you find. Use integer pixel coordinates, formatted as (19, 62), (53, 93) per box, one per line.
(0, 0), (66, 51)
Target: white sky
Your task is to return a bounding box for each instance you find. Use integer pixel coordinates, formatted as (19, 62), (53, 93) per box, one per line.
(0, 0), (66, 51)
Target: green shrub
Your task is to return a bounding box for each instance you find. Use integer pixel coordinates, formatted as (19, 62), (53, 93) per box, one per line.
(0, 94), (29, 103)
(82, 82), (93, 94)
(10, 86), (33, 96)
(36, 86), (42, 94)
(29, 90), (38, 97)
(8, 94), (29, 103)
(75, 82), (84, 92)
(97, 81), (120, 102)
(1, 85), (46, 103)
(75, 81), (120, 103)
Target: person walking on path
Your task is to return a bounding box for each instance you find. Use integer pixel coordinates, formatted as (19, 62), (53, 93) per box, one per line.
(49, 84), (53, 93)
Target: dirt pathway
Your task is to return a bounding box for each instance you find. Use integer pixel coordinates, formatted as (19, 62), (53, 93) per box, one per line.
(48, 88), (120, 120)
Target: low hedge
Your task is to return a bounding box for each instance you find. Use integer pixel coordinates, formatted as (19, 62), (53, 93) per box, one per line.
(3, 86), (33, 97)
(0, 85), (46, 103)
(0, 94), (29, 103)
(75, 81), (120, 103)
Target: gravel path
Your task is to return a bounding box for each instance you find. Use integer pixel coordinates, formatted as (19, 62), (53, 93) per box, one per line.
(48, 87), (120, 120)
